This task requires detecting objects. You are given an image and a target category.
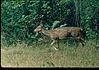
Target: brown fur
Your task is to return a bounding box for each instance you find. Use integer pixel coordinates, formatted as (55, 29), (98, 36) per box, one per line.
(34, 24), (85, 48)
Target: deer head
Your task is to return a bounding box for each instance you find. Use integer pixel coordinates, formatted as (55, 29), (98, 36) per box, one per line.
(34, 24), (43, 32)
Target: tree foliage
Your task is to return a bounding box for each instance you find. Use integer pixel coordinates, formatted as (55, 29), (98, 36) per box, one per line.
(1, 0), (99, 46)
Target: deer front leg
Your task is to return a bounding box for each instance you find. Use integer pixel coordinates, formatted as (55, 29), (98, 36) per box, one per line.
(51, 39), (58, 50)
(51, 39), (56, 46)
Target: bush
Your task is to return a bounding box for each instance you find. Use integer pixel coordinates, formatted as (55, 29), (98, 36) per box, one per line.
(1, 0), (98, 46)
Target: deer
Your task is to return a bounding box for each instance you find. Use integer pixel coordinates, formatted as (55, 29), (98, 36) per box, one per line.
(34, 24), (85, 50)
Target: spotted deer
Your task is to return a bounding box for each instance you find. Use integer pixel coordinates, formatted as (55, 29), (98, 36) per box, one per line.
(34, 24), (85, 50)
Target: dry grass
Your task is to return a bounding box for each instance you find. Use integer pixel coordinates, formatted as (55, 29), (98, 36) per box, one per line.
(1, 40), (99, 68)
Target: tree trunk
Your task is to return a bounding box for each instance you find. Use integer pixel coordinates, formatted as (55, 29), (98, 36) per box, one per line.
(74, 0), (81, 27)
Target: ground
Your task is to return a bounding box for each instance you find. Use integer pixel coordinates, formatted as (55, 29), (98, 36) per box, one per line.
(1, 40), (99, 67)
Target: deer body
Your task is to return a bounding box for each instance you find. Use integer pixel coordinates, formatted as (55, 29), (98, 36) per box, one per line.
(34, 25), (85, 50)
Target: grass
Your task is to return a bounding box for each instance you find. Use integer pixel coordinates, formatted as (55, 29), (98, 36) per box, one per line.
(1, 39), (99, 67)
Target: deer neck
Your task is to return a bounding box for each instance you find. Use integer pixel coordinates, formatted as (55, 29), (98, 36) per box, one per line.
(41, 28), (50, 36)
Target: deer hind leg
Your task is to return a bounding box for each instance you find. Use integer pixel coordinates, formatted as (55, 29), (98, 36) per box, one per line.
(77, 37), (85, 46)
(74, 38), (79, 47)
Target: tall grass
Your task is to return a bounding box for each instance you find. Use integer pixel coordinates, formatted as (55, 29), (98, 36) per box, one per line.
(1, 39), (99, 67)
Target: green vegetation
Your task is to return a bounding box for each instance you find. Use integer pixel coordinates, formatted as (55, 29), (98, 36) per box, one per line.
(1, 0), (99, 46)
(1, 0), (99, 67)
(1, 40), (99, 67)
